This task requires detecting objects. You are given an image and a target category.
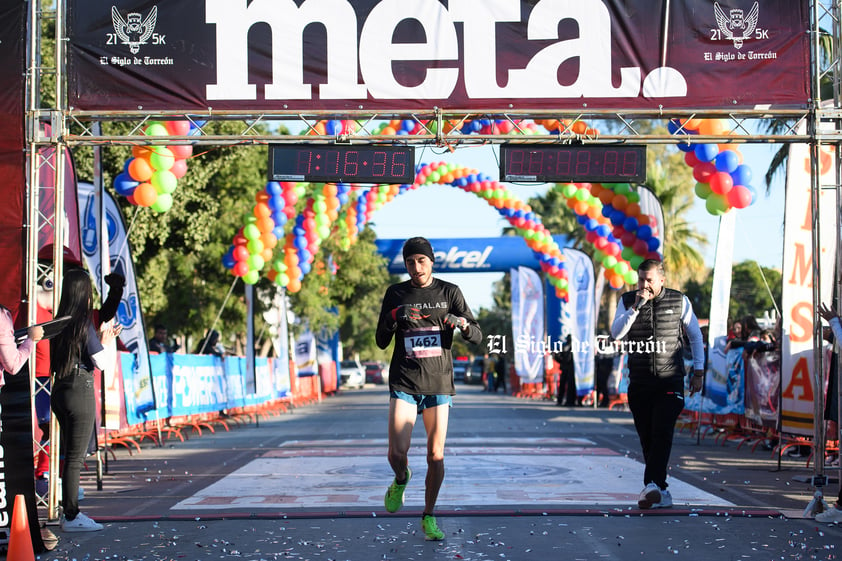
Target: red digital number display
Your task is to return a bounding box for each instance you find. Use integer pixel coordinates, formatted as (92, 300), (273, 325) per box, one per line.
(500, 144), (646, 183)
(270, 145), (415, 183)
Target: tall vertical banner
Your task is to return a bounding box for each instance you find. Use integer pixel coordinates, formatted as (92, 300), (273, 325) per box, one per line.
(692, 212), (739, 413)
(78, 182), (156, 419)
(781, 125), (837, 436)
(0, 1), (47, 553)
(511, 266), (544, 383)
(295, 328), (317, 377)
(562, 249), (596, 396)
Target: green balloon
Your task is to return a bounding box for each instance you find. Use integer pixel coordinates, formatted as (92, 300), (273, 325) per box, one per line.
(629, 254), (645, 270)
(624, 270), (638, 284)
(621, 247), (635, 261)
(151, 170), (177, 194)
(150, 193), (173, 213)
(706, 193), (729, 215)
(246, 238), (264, 254)
(149, 146), (175, 171)
(561, 183), (577, 198)
(277, 273), (289, 286)
(695, 181), (713, 199)
(144, 123), (168, 137)
(318, 225), (330, 239)
(603, 255), (618, 269)
(247, 254), (265, 270)
(243, 223), (261, 240)
(243, 270), (260, 285)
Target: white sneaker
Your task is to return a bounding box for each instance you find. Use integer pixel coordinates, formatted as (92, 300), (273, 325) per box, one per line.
(61, 512), (103, 532)
(651, 489), (673, 509)
(815, 506), (842, 523)
(638, 483), (661, 509)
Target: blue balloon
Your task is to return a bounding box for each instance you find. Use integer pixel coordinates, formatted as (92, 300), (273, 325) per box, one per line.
(266, 181), (282, 196)
(647, 237), (661, 252)
(694, 143), (719, 162)
(667, 120), (681, 135)
(299, 260), (311, 275)
(745, 184), (757, 205)
(676, 142), (694, 153)
(113, 172), (139, 196)
(221, 248), (236, 269)
(610, 211), (625, 226)
(596, 225), (611, 238)
(585, 218), (600, 231)
(272, 226), (285, 238)
(623, 216), (639, 232)
(576, 214), (588, 225)
(637, 224), (653, 241)
(731, 164), (753, 186)
(715, 150), (740, 173)
(601, 203), (615, 218)
(326, 120), (342, 135)
(294, 236), (307, 251)
(269, 195), (285, 212)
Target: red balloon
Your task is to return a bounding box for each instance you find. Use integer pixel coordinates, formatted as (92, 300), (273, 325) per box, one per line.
(233, 245), (249, 261)
(684, 151), (701, 168)
(621, 231), (636, 247)
(232, 261), (249, 277)
(633, 239), (649, 255)
(604, 242), (621, 257)
(709, 171), (734, 195)
(170, 158), (188, 179)
(594, 236), (609, 251)
(164, 120), (192, 136)
(645, 251), (662, 261)
(692, 162), (717, 183)
(169, 144), (193, 159)
(728, 185), (753, 208)
(585, 230), (599, 244)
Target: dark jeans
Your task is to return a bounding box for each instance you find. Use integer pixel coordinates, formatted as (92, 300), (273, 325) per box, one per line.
(51, 366), (96, 520)
(627, 382), (685, 490)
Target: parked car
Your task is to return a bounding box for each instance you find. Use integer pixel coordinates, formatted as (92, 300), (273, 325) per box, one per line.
(363, 361), (388, 384)
(464, 357), (485, 385)
(339, 359), (365, 389)
(452, 357), (471, 382)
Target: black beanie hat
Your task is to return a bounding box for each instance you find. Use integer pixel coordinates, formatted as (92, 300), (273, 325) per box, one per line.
(402, 237), (435, 262)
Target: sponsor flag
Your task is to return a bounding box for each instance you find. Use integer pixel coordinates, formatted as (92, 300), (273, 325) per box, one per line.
(511, 266), (544, 383)
(295, 328), (318, 376)
(78, 182), (156, 419)
(562, 249), (596, 396)
(781, 119), (837, 436)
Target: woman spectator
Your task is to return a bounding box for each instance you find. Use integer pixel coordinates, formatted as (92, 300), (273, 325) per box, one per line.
(0, 304), (43, 387)
(50, 269), (122, 532)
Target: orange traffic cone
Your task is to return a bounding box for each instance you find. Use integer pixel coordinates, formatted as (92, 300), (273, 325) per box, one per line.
(7, 494), (35, 561)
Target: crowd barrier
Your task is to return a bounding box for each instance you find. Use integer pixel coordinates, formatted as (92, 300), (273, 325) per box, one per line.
(510, 348), (839, 467)
(96, 351), (329, 454)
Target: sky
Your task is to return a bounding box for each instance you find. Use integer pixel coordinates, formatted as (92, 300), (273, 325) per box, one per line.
(368, 142), (787, 313)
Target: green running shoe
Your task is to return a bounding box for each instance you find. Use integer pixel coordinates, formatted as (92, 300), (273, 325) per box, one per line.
(384, 467), (411, 513)
(421, 514), (444, 541)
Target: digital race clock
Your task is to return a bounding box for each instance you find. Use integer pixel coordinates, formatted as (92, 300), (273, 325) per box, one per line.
(500, 144), (647, 183)
(269, 144), (415, 183)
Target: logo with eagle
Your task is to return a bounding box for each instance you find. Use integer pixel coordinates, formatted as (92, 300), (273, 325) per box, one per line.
(111, 6), (158, 54)
(713, 2), (759, 50)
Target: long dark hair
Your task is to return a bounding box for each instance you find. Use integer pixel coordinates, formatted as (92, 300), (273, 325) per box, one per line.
(50, 269), (93, 378)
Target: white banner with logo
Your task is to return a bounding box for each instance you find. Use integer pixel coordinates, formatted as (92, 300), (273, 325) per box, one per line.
(78, 182), (156, 419)
(781, 121), (837, 436)
(511, 266), (544, 383)
(294, 328), (318, 377)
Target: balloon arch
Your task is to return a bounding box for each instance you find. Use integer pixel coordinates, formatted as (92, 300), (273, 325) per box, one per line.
(106, 117), (756, 299)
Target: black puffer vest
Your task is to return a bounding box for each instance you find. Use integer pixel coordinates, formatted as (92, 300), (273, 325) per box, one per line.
(620, 288), (686, 385)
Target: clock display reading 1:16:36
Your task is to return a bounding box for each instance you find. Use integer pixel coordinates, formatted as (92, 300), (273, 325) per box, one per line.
(269, 144), (416, 183)
(499, 144), (647, 183)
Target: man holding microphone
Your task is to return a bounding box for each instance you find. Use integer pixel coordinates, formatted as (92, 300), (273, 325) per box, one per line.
(611, 259), (705, 509)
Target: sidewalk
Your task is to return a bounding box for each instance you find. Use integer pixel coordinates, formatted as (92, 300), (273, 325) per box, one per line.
(29, 386), (842, 560)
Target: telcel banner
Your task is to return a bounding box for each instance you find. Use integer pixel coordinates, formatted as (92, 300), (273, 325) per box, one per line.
(377, 236), (569, 274)
(67, 0), (809, 112)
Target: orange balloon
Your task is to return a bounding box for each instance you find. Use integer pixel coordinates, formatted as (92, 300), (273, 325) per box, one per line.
(574, 201), (589, 215)
(612, 194), (628, 211)
(261, 247), (273, 262)
(626, 202), (641, 217)
(256, 191), (270, 204)
(636, 214), (650, 226)
(133, 182), (157, 206)
(256, 216), (274, 233)
(128, 157), (154, 182)
(572, 121), (588, 134)
(254, 201), (271, 219)
(680, 118), (703, 131)
(598, 190), (615, 205)
(287, 277), (302, 293)
(132, 145), (153, 159)
(586, 205), (601, 220)
(698, 119), (727, 136)
(590, 184), (603, 197)
(323, 184), (338, 197)
(260, 231), (277, 249)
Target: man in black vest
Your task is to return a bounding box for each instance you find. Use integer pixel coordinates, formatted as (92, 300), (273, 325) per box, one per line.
(611, 259), (705, 509)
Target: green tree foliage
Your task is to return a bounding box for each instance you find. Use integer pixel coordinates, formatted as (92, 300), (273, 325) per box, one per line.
(683, 261), (781, 322)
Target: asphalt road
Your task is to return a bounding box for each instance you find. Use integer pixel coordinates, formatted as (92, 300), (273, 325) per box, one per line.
(33, 384), (842, 561)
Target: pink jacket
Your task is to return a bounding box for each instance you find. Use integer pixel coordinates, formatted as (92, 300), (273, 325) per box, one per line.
(0, 306), (34, 388)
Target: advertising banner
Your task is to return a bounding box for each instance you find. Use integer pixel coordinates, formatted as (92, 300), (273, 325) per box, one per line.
(744, 349), (781, 429)
(78, 182), (157, 420)
(377, 236), (569, 274)
(780, 124), (837, 436)
(562, 248), (595, 396)
(67, 0), (809, 112)
(510, 266), (544, 383)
